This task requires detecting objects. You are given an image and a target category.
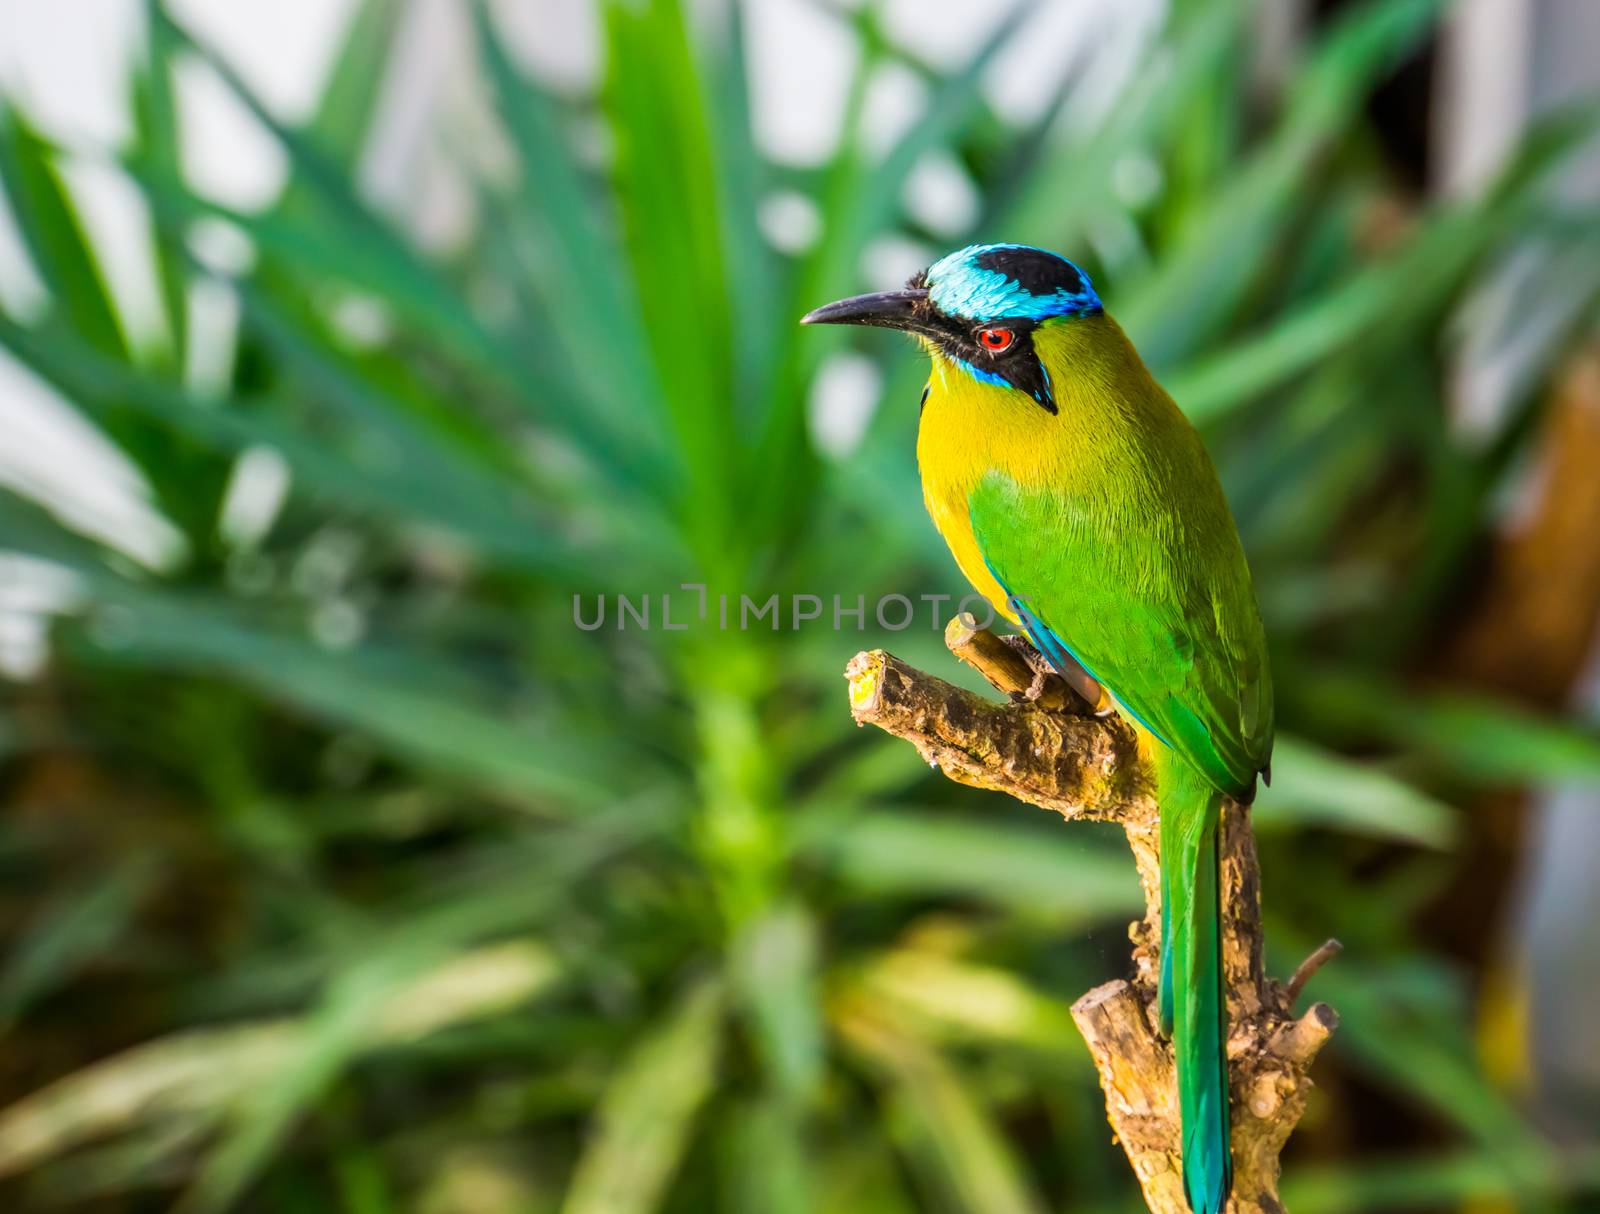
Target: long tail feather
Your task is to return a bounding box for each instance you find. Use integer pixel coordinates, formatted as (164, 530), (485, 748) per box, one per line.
(1156, 751), (1231, 1214)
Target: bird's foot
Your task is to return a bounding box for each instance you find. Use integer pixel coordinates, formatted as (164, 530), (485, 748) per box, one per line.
(1024, 669), (1052, 703)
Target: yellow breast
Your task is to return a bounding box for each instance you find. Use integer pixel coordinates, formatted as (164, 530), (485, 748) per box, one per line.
(914, 315), (1147, 625)
(916, 359), (1052, 625)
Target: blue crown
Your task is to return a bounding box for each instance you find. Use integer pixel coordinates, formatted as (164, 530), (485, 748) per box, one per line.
(925, 243), (1102, 322)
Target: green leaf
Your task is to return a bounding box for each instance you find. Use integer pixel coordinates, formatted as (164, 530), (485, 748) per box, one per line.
(0, 941), (563, 1183)
(297, 0), (401, 163)
(1300, 666), (1600, 788)
(128, 4), (188, 362)
(729, 903), (824, 1103)
(808, 810), (1139, 922)
(473, 5), (678, 492)
(148, 4), (668, 499)
(1282, 1148), (1600, 1213)
(999, 0), (1245, 244)
(1167, 100), (1600, 422)
(1315, 959), (1559, 1189)
(0, 107), (127, 355)
(560, 979), (723, 1214)
(64, 589), (635, 810)
(1252, 734), (1456, 847)
(0, 861), (155, 1024)
(182, 940), (567, 1212)
(602, 0), (737, 562)
(849, 1024), (1046, 1214)
(0, 312), (615, 577)
(1119, 0), (1449, 364)
(177, 956), (410, 1214)
(845, 949), (1083, 1059)
(718, 1099), (813, 1214)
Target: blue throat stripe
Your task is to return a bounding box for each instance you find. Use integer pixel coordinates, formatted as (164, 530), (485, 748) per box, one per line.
(956, 358), (1010, 389)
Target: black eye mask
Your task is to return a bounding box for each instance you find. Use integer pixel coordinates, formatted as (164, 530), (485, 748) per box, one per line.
(921, 312), (1056, 414)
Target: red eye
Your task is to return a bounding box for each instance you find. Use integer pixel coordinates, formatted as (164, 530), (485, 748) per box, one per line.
(979, 328), (1014, 352)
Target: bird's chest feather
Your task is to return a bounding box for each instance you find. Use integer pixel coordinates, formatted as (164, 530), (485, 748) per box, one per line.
(915, 319), (1204, 616)
(916, 358), (1098, 622)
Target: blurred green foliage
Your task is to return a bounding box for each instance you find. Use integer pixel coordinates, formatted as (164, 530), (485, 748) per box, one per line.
(1, 0), (1599, 1210)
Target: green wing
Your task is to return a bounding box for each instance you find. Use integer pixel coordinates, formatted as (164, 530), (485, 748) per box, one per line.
(969, 470), (1272, 798)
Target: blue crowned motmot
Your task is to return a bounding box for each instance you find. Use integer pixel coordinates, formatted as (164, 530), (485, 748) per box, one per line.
(804, 243), (1274, 1214)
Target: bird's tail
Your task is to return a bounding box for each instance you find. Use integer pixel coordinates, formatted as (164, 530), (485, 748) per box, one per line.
(1155, 748), (1231, 1214)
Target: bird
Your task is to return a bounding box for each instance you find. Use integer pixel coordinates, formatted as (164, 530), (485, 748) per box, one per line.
(803, 243), (1273, 1214)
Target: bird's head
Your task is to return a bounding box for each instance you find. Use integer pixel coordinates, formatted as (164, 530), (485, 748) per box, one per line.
(801, 243), (1101, 413)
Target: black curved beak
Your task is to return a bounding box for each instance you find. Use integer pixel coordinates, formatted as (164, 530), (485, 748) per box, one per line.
(800, 288), (932, 333)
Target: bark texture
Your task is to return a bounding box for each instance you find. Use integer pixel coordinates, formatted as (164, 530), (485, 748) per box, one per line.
(844, 619), (1338, 1214)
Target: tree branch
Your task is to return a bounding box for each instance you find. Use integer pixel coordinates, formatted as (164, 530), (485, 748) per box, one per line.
(844, 617), (1338, 1214)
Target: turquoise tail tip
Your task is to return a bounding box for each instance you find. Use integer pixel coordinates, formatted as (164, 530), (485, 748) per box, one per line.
(1181, 1086), (1232, 1214)
(1183, 1159), (1231, 1214)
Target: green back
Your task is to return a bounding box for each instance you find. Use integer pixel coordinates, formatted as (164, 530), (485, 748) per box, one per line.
(968, 445), (1272, 798)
